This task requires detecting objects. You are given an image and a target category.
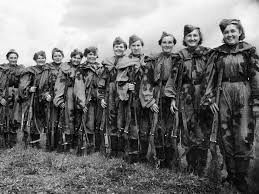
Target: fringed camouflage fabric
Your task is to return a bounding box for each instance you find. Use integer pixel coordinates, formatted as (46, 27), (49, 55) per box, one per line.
(202, 41), (259, 191)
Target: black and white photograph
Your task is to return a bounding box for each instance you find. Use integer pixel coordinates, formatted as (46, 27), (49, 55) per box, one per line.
(0, 0), (258, 193)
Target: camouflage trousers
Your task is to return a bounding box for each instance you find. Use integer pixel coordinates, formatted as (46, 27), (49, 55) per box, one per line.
(218, 83), (255, 192)
(0, 119), (20, 148)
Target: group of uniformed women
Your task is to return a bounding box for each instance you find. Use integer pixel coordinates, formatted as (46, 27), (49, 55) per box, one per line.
(0, 18), (258, 193)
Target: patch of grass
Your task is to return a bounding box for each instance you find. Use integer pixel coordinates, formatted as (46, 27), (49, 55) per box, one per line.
(0, 146), (230, 193)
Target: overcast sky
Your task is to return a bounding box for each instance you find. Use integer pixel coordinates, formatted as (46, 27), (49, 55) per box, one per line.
(0, 0), (258, 66)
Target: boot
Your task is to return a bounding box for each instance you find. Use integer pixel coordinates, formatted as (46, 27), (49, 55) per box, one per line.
(197, 149), (208, 177)
(128, 139), (139, 163)
(9, 132), (17, 148)
(155, 147), (166, 168)
(164, 146), (175, 169)
(234, 173), (248, 193)
(110, 135), (119, 157)
(139, 139), (148, 162)
(64, 134), (72, 152)
(95, 131), (101, 152)
(186, 148), (199, 174)
(234, 158), (250, 193)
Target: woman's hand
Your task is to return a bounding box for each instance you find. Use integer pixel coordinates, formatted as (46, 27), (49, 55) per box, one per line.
(101, 99), (107, 109)
(128, 83), (135, 91)
(150, 103), (159, 113)
(30, 86), (37, 93)
(0, 98), (7, 106)
(210, 102), (219, 115)
(83, 106), (88, 113)
(170, 99), (178, 114)
(45, 94), (52, 102)
(60, 102), (65, 109)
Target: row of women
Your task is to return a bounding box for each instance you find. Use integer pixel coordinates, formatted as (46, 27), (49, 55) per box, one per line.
(0, 19), (258, 192)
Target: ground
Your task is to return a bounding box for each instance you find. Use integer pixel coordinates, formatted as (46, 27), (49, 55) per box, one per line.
(0, 146), (236, 193)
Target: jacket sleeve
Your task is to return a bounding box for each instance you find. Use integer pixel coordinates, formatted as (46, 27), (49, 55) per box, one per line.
(249, 47), (259, 106)
(164, 58), (181, 99)
(139, 60), (156, 108)
(0, 70), (6, 100)
(200, 52), (218, 106)
(53, 69), (66, 107)
(97, 66), (107, 100)
(38, 69), (51, 101)
(18, 72), (32, 101)
(74, 70), (86, 109)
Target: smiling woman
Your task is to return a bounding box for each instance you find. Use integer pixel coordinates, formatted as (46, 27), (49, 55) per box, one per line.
(165, 25), (211, 175)
(19, 50), (48, 148)
(53, 49), (83, 153)
(201, 19), (259, 193)
(0, 0), (258, 65)
(139, 31), (179, 168)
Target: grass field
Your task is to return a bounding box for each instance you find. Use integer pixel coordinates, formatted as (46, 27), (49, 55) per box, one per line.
(0, 146), (236, 193)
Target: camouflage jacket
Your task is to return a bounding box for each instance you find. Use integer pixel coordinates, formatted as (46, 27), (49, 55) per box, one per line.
(74, 61), (103, 109)
(139, 52), (179, 108)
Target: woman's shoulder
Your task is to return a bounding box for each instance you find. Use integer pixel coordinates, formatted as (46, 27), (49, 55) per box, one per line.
(214, 42), (255, 54)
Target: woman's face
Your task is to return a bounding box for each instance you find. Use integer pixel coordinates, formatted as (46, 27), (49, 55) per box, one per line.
(113, 43), (126, 57)
(8, 53), (18, 65)
(130, 40), (143, 55)
(223, 24), (241, 45)
(184, 29), (201, 48)
(36, 55), (46, 66)
(161, 36), (175, 53)
(71, 54), (82, 66)
(87, 52), (97, 63)
(53, 51), (63, 64)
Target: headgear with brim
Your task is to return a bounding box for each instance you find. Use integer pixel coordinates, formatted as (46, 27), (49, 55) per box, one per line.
(219, 19), (245, 40)
(6, 49), (19, 59)
(51, 48), (64, 59)
(183, 24), (203, 46)
(70, 49), (83, 58)
(113, 37), (127, 49)
(129, 34), (144, 47)
(33, 50), (46, 61)
(158, 31), (177, 45)
(84, 46), (98, 57)
(184, 25), (200, 37)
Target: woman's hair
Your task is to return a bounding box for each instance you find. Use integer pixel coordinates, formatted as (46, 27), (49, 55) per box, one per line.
(219, 19), (245, 41)
(51, 48), (64, 59)
(70, 49), (83, 58)
(183, 29), (203, 47)
(33, 50), (46, 61)
(6, 49), (19, 59)
(158, 31), (177, 45)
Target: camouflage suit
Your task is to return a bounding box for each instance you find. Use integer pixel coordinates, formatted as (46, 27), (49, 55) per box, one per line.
(97, 56), (123, 156)
(165, 46), (211, 174)
(202, 42), (259, 190)
(19, 65), (48, 146)
(40, 62), (61, 150)
(115, 55), (140, 160)
(53, 62), (79, 150)
(74, 61), (103, 153)
(0, 63), (24, 147)
(139, 52), (179, 167)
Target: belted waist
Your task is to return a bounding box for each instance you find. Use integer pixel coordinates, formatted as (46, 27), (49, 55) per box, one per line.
(222, 76), (248, 83)
(182, 80), (202, 86)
